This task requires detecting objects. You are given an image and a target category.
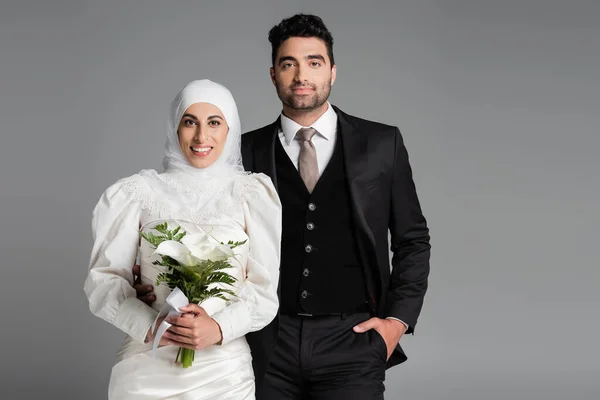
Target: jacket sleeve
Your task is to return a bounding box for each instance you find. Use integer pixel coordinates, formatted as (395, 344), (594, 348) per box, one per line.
(385, 128), (431, 334)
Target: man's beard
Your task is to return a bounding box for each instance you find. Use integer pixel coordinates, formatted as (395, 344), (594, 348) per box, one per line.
(276, 81), (331, 111)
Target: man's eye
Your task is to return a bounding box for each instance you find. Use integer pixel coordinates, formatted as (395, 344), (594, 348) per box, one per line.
(311, 61), (321, 67)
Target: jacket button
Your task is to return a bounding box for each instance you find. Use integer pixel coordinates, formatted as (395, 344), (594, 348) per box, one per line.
(306, 222), (315, 230)
(305, 244), (313, 253)
(303, 268), (310, 277)
(308, 203), (316, 211)
(301, 290), (308, 299)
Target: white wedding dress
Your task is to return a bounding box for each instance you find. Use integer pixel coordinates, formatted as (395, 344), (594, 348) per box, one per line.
(84, 170), (281, 399)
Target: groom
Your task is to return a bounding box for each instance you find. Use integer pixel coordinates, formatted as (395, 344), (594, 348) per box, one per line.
(137, 13), (430, 399)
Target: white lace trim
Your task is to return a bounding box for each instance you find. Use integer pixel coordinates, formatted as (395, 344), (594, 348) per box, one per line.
(120, 171), (258, 225)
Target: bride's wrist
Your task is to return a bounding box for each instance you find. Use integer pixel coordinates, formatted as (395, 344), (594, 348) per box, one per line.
(144, 329), (153, 344)
(212, 318), (223, 345)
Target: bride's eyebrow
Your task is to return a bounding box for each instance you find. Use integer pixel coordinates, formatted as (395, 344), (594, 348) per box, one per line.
(207, 115), (224, 120)
(182, 113), (198, 120)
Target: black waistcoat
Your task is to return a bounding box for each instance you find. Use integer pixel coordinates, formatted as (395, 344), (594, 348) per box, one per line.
(275, 132), (367, 314)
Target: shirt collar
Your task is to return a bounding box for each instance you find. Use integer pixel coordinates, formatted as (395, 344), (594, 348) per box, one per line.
(280, 102), (338, 145)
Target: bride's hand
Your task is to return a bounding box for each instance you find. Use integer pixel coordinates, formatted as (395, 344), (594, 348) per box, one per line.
(162, 304), (223, 350)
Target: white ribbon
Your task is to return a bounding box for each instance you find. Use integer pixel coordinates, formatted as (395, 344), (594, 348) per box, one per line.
(150, 287), (189, 358)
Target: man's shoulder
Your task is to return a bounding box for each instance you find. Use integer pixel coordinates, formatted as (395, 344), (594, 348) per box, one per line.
(240, 121), (277, 170)
(242, 122), (277, 144)
(333, 106), (399, 135)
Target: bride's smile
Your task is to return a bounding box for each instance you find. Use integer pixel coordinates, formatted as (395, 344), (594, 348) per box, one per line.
(190, 146), (212, 156)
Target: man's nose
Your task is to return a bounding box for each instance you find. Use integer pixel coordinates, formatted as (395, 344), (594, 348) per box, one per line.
(294, 64), (308, 83)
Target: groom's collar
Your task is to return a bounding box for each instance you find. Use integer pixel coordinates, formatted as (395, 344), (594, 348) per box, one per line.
(279, 102), (337, 145)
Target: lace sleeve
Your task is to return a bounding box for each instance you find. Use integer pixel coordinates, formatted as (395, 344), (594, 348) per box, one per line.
(84, 175), (158, 343)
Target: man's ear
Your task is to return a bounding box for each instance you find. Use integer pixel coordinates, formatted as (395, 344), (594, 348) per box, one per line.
(331, 64), (337, 86)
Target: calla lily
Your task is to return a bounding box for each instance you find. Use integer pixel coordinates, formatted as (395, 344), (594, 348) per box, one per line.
(154, 240), (202, 267)
(180, 233), (210, 247)
(155, 233), (235, 266)
(181, 233), (235, 262)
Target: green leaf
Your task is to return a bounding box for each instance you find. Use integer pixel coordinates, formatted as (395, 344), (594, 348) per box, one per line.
(154, 222), (170, 235)
(223, 239), (248, 249)
(174, 232), (187, 242)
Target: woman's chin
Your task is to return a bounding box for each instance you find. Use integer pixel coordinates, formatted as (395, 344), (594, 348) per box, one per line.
(183, 149), (223, 170)
(188, 158), (217, 169)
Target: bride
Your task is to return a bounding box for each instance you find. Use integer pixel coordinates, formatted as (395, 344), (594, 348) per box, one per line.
(84, 80), (281, 399)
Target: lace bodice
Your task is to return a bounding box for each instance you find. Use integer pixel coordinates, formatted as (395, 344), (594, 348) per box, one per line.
(84, 169), (282, 348)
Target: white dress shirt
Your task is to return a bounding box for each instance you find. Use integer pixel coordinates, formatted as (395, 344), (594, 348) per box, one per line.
(277, 104), (409, 332)
(278, 102), (338, 176)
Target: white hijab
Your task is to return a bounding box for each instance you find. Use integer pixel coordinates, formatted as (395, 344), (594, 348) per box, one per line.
(162, 79), (244, 178)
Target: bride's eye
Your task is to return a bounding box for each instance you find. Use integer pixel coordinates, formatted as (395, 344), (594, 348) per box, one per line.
(208, 120), (221, 127)
(183, 119), (196, 126)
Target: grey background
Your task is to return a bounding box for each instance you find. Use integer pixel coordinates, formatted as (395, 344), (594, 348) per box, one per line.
(1, 0), (598, 399)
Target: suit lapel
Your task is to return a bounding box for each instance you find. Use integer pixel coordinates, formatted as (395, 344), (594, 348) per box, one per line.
(336, 107), (369, 187)
(335, 106), (381, 304)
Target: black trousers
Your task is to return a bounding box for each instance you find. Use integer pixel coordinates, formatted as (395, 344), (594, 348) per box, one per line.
(256, 312), (387, 400)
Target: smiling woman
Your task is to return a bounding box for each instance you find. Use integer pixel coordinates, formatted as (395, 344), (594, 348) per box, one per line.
(177, 102), (229, 169)
(83, 79), (282, 399)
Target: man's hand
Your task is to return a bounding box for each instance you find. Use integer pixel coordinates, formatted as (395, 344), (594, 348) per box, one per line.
(163, 304), (223, 350)
(353, 317), (407, 360)
(133, 264), (155, 305)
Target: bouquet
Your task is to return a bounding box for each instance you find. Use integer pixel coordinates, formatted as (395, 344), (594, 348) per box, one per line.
(140, 222), (245, 368)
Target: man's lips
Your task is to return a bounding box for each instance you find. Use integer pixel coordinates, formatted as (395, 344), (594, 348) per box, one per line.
(292, 86), (314, 94)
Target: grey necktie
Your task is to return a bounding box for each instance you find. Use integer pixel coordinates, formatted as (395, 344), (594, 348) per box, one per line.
(295, 127), (319, 193)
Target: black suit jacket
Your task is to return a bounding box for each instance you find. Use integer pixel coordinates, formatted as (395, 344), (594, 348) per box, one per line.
(242, 105), (430, 388)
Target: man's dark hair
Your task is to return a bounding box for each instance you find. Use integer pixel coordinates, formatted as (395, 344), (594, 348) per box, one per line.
(268, 14), (335, 67)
